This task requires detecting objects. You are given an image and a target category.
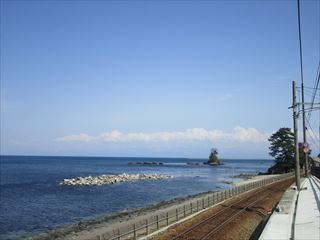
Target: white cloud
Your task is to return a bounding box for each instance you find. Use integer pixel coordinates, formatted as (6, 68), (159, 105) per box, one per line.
(231, 126), (267, 142)
(56, 127), (269, 144)
(55, 133), (94, 142)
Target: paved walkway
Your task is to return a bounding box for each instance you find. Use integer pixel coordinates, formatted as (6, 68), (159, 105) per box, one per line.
(259, 175), (320, 240)
(294, 176), (320, 240)
(259, 181), (298, 240)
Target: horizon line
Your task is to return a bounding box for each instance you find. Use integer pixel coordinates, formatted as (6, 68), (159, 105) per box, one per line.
(0, 154), (274, 161)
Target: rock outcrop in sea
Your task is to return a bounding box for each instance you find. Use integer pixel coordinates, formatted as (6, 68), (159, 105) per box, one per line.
(207, 148), (221, 165)
(128, 161), (163, 165)
(59, 173), (172, 186)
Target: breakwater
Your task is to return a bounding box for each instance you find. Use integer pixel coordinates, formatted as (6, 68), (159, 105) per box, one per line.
(59, 173), (172, 186)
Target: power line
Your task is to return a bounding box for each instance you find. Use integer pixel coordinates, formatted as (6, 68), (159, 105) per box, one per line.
(307, 62), (320, 121)
(306, 117), (320, 152)
(297, 0), (305, 89)
(297, 0), (320, 159)
(298, 86), (320, 90)
(297, 86), (320, 90)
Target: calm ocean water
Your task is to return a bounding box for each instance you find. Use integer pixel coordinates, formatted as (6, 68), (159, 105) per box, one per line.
(0, 156), (274, 239)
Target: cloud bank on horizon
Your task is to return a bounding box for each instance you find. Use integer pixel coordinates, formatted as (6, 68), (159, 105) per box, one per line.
(55, 126), (270, 144)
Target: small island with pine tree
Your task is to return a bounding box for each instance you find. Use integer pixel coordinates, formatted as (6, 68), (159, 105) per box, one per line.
(187, 147), (222, 166)
(207, 148), (222, 165)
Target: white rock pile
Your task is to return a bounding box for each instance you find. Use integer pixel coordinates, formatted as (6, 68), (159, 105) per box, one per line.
(59, 173), (172, 186)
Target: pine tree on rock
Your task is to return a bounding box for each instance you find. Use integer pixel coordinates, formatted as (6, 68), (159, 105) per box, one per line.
(207, 148), (221, 165)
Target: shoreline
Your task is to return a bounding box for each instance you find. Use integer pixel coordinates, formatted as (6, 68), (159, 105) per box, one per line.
(32, 190), (218, 240)
(31, 173), (274, 240)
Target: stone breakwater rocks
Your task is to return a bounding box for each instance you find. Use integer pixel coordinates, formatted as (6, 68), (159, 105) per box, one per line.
(59, 173), (172, 186)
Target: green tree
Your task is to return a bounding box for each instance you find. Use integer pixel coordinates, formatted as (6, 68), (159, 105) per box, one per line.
(268, 127), (295, 173)
(208, 148), (221, 165)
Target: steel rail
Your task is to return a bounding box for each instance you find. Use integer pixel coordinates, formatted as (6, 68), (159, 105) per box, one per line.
(171, 182), (276, 240)
(200, 191), (271, 240)
(171, 178), (292, 240)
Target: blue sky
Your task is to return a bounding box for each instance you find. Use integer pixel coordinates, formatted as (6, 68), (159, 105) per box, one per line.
(1, 0), (319, 158)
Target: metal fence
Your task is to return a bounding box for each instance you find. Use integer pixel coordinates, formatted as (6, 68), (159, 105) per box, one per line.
(94, 173), (293, 240)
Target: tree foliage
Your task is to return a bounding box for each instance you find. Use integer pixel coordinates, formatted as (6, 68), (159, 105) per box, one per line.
(208, 148), (221, 165)
(268, 127), (295, 173)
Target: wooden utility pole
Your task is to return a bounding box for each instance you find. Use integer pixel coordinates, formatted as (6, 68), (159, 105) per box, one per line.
(292, 81), (300, 190)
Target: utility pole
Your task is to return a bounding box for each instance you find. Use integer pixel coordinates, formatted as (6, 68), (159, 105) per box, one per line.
(297, 0), (308, 175)
(292, 81), (300, 190)
(301, 83), (308, 175)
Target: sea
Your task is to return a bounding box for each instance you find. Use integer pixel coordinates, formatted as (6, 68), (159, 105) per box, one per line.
(0, 156), (274, 239)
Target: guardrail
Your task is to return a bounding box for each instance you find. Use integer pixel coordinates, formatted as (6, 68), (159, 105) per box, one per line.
(94, 173), (293, 240)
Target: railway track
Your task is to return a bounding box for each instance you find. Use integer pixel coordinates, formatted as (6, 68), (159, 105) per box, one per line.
(170, 178), (293, 240)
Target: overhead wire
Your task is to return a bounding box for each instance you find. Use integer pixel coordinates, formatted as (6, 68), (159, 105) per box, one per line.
(305, 63), (320, 154)
(307, 61), (320, 122)
(296, 0), (320, 155)
(306, 117), (320, 152)
(297, 0), (305, 90)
